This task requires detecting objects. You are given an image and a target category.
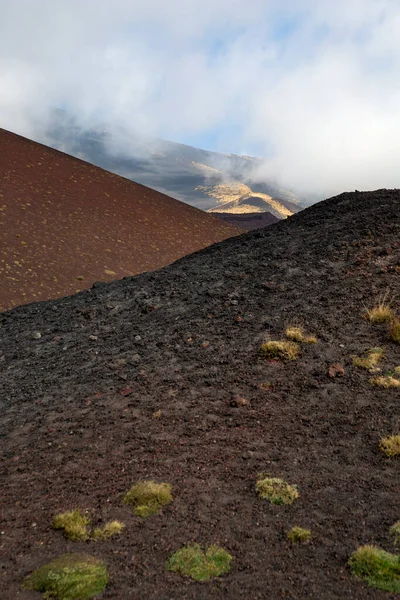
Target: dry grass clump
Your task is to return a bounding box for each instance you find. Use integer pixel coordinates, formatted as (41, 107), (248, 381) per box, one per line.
(364, 293), (395, 323)
(379, 435), (400, 457)
(23, 554), (108, 600)
(285, 326), (317, 344)
(370, 375), (400, 388)
(261, 340), (299, 361)
(390, 522), (400, 546)
(348, 545), (400, 593)
(389, 319), (400, 344)
(166, 544), (233, 581)
(287, 526), (311, 544)
(351, 347), (384, 372)
(123, 481), (172, 517)
(256, 475), (299, 505)
(92, 521), (124, 540)
(53, 510), (91, 541)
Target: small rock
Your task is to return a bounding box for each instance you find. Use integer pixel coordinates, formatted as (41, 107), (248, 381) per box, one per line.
(134, 335), (141, 342)
(89, 335), (98, 341)
(328, 363), (345, 378)
(108, 358), (127, 370)
(201, 341), (210, 348)
(32, 332), (42, 340)
(132, 354), (141, 363)
(258, 381), (272, 391)
(231, 396), (250, 407)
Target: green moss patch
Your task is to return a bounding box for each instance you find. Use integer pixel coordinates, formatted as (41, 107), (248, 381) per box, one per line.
(166, 543), (233, 581)
(53, 510), (91, 541)
(123, 480), (172, 517)
(348, 545), (400, 593)
(256, 475), (299, 505)
(23, 554), (108, 600)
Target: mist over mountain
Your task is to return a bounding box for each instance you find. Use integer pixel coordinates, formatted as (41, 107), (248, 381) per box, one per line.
(40, 110), (304, 216)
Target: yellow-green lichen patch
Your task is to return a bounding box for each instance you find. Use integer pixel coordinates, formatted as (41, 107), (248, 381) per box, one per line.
(285, 326), (317, 344)
(52, 510), (91, 541)
(351, 348), (384, 372)
(92, 520), (125, 540)
(261, 340), (299, 361)
(123, 480), (172, 517)
(379, 435), (400, 457)
(287, 526), (311, 543)
(256, 476), (299, 505)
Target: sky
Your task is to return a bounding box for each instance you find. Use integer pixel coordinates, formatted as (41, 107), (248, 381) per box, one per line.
(1, 0), (400, 197)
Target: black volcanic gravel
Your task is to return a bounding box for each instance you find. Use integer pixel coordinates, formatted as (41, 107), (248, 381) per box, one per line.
(1, 189), (400, 599)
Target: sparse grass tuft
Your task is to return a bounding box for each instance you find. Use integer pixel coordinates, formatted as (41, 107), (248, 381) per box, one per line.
(261, 340), (299, 361)
(166, 543), (233, 581)
(379, 435), (400, 457)
(53, 510), (91, 541)
(123, 481), (172, 517)
(364, 294), (395, 323)
(285, 326), (317, 344)
(92, 521), (124, 540)
(390, 522), (400, 546)
(348, 545), (400, 593)
(287, 526), (311, 544)
(389, 320), (400, 344)
(23, 554), (108, 600)
(352, 348), (384, 372)
(256, 475), (299, 505)
(370, 375), (400, 388)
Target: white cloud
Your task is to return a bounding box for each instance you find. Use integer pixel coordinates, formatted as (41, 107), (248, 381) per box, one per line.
(1, 0), (400, 197)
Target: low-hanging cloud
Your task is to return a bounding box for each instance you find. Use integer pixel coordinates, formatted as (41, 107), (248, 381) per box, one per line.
(1, 0), (400, 198)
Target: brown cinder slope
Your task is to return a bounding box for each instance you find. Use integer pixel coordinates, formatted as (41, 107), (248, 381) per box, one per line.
(1, 189), (400, 599)
(0, 128), (240, 311)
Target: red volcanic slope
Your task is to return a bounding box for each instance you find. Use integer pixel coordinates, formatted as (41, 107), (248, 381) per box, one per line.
(0, 129), (240, 311)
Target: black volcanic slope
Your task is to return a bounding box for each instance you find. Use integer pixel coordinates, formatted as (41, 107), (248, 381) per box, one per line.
(1, 189), (400, 599)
